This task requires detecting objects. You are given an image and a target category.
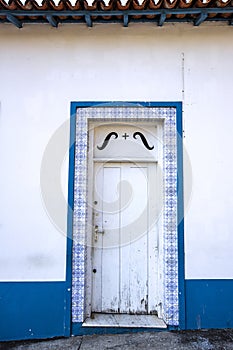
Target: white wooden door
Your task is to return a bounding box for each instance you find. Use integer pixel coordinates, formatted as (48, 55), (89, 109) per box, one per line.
(92, 162), (159, 315)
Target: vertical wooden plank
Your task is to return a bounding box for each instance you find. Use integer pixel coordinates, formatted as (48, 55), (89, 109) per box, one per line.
(101, 165), (120, 313)
(129, 166), (148, 314)
(120, 165), (149, 313)
(148, 164), (159, 313)
(92, 163), (104, 312)
(119, 164), (130, 312)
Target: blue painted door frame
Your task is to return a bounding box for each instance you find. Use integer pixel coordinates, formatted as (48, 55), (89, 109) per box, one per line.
(69, 101), (185, 333)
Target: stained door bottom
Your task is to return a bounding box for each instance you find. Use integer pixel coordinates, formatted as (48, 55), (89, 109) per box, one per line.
(82, 313), (167, 328)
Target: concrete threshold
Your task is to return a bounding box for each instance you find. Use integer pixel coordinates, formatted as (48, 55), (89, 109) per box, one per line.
(82, 313), (167, 328)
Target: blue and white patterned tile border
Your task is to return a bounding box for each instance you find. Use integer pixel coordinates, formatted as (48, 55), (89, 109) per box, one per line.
(72, 107), (178, 326)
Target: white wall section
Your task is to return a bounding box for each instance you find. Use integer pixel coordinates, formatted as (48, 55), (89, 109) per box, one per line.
(0, 23), (232, 280)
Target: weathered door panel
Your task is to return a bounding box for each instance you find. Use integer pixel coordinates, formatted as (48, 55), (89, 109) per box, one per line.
(92, 162), (158, 314)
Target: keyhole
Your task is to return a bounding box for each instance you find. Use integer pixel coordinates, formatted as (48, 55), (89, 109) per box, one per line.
(93, 269), (97, 273)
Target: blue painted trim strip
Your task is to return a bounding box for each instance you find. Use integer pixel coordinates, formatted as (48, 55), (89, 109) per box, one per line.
(1, 17), (232, 27)
(64, 104), (78, 337)
(0, 17), (231, 25)
(72, 322), (178, 336)
(176, 102), (186, 330)
(71, 101), (182, 108)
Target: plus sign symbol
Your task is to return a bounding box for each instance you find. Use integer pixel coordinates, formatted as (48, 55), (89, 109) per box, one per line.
(122, 133), (129, 140)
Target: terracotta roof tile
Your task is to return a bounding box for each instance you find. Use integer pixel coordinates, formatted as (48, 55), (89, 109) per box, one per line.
(116, 0), (131, 10)
(0, 0), (233, 27)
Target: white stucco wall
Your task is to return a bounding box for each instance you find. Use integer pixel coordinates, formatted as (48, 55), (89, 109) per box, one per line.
(0, 23), (232, 281)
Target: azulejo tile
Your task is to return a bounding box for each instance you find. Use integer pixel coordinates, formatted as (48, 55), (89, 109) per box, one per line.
(72, 107), (178, 326)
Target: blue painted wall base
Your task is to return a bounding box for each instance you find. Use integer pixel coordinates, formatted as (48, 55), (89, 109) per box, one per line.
(1, 280), (233, 340)
(0, 282), (70, 341)
(186, 280), (233, 330)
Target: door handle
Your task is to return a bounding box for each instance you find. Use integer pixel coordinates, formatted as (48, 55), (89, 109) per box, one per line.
(94, 225), (104, 242)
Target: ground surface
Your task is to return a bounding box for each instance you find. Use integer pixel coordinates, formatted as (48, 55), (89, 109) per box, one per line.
(1, 329), (233, 349)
